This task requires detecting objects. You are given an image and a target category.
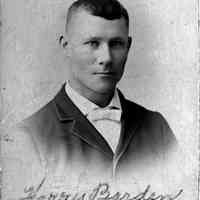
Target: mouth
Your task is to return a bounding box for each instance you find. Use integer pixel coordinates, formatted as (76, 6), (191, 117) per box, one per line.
(94, 72), (115, 76)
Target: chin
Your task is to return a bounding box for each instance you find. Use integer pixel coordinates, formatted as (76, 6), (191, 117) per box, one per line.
(93, 84), (116, 95)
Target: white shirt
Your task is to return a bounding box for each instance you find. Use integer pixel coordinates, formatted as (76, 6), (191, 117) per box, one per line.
(65, 83), (122, 153)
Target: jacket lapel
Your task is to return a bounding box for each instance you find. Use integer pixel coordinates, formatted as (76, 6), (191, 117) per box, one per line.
(53, 84), (113, 159)
(115, 90), (147, 158)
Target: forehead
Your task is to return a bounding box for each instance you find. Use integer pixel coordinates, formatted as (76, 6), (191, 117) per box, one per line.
(66, 10), (129, 40)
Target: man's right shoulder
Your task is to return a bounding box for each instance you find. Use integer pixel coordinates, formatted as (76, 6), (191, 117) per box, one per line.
(18, 99), (57, 131)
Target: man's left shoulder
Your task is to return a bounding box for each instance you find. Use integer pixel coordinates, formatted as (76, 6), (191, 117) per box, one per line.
(122, 96), (178, 149)
(121, 94), (170, 126)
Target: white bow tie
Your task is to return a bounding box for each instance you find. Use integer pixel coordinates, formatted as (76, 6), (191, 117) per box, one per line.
(87, 107), (122, 122)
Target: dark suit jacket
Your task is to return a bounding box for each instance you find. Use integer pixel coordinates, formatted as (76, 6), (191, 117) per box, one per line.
(4, 84), (178, 195)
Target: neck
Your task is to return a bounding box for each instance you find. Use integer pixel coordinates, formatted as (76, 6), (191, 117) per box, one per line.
(68, 80), (115, 107)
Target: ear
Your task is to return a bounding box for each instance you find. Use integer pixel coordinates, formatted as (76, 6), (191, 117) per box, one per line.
(127, 36), (132, 50)
(59, 35), (68, 48)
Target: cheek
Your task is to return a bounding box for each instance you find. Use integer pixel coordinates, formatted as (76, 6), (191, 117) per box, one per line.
(73, 54), (96, 71)
(113, 47), (129, 58)
(113, 51), (128, 65)
(69, 52), (97, 79)
(71, 48), (96, 67)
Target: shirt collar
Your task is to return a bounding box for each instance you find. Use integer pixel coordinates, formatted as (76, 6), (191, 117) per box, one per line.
(65, 82), (121, 116)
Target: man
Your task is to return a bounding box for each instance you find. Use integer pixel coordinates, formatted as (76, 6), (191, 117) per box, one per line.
(3, 0), (178, 196)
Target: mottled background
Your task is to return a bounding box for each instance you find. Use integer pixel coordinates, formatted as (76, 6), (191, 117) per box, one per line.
(0, 0), (199, 199)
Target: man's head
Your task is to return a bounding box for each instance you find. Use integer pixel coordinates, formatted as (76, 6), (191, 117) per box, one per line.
(65, 0), (129, 31)
(62, 0), (132, 103)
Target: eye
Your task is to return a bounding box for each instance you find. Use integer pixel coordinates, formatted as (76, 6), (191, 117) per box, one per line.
(85, 40), (100, 48)
(109, 40), (125, 48)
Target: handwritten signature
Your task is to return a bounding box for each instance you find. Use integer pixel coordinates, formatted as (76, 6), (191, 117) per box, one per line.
(19, 179), (183, 200)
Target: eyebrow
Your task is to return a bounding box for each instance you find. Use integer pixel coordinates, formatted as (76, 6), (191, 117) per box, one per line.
(110, 37), (125, 41)
(84, 36), (102, 41)
(84, 36), (126, 41)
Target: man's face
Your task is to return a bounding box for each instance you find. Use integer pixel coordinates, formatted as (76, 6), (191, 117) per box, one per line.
(65, 10), (132, 95)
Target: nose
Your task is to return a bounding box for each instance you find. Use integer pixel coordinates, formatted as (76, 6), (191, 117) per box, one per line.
(97, 43), (112, 65)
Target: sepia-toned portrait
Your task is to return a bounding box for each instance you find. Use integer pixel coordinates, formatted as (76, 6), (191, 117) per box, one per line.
(0, 0), (198, 199)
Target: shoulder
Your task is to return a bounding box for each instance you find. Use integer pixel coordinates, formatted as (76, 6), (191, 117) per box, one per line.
(120, 93), (177, 149)
(4, 97), (57, 141)
(119, 90), (171, 126)
(120, 91), (169, 125)
(21, 99), (55, 126)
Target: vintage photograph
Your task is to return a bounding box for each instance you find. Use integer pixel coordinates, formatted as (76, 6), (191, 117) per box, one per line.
(0, 0), (198, 199)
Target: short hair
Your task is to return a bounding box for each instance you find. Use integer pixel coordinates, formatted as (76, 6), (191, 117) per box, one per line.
(65, 0), (129, 32)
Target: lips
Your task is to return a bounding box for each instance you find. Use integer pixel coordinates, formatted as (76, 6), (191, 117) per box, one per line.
(94, 72), (115, 75)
